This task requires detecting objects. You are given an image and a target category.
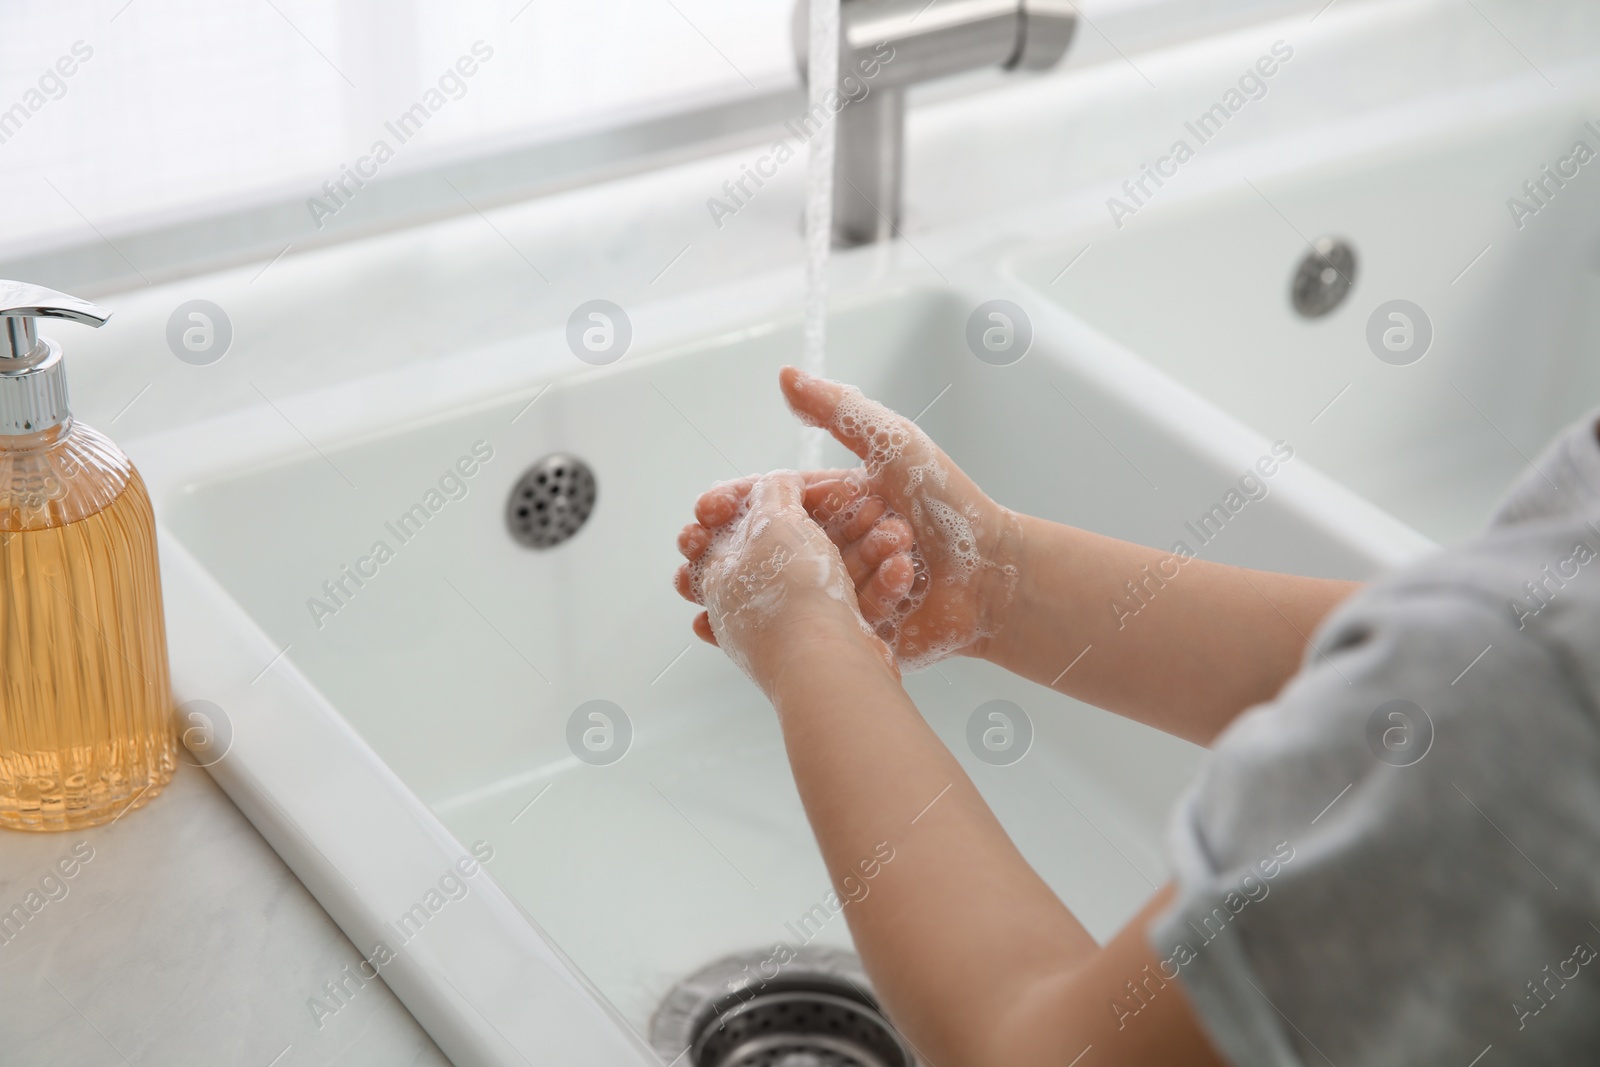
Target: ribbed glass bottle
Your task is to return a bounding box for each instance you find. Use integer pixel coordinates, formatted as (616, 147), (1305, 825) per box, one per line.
(0, 419), (175, 830)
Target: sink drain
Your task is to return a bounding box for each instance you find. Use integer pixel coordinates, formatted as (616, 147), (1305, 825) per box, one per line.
(506, 454), (596, 549)
(652, 948), (917, 1067)
(1290, 236), (1357, 318)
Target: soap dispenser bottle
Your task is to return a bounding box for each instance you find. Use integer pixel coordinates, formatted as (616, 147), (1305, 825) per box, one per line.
(0, 281), (175, 831)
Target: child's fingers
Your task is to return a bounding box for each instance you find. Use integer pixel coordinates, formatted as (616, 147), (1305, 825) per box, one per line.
(838, 496), (891, 543)
(692, 611), (719, 646)
(803, 477), (865, 526)
(839, 516), (913, 586)
(677, 522), (712, 561)
(779, 366), (923, 468)
(780, 366), (868, 454)
(675, 563), (697, 603)
(803, 480), (906, 551)
(806, 483), (885, 539)
(694, 477), (756, 527)
(859, 553), (916, 622)
(747, 470), (807, 515)
(696, 471), (840, 530)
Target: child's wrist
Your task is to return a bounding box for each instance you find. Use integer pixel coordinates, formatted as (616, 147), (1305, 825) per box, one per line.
(969, 507), (1029, 661)
(753, 607), (882, 693)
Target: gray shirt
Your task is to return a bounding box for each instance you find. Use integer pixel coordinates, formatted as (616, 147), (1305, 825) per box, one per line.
(1151, 411), (1600, 1066)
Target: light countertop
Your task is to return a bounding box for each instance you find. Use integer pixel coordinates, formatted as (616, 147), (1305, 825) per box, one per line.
(0, 764), (449, 1066)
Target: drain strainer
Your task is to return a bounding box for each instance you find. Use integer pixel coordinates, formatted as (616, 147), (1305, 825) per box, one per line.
(506, 454), (596, 549)
(652, 948), (916, 1067)
(1290, 236), (1357, 318)
(694, 990), (907, 1067)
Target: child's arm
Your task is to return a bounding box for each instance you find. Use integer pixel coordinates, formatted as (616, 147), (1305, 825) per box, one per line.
(770, 623), (1228, 1067)
(778, 368), (1358, 745)
(979, 515), (1359, 744)
(677, 473), (1227, 1066)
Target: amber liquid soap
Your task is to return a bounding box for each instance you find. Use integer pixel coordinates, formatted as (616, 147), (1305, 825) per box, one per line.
(0, 421), (175, 830)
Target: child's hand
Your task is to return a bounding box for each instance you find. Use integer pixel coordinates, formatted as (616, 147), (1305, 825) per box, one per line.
(779, 367), (1022, 670)
(674, 470), (895, 689)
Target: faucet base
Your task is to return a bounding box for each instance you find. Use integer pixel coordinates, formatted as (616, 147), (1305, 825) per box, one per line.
(833, 88), (904, 248)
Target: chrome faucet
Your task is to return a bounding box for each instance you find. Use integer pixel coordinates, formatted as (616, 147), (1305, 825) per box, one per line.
(793, 0), (1077, 247)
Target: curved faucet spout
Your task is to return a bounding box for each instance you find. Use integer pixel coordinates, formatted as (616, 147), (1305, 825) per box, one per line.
(792, 0), (1077, 246)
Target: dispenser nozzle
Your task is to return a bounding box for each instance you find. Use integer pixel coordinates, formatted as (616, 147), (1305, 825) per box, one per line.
(0, 280), (112, 363)
(0, 280), (112, 434)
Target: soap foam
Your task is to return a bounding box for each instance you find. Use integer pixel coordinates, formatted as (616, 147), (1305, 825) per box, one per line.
(691, 471), (876, 681)
(807, 384), (1023, 672)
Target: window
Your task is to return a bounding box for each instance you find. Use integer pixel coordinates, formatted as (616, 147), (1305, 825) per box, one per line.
(0, 0), (1321, 283)
(2, 0), (792, 263)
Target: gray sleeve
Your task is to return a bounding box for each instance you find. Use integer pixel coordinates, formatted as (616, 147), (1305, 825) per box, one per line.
(1149, 587), (1600, 1067)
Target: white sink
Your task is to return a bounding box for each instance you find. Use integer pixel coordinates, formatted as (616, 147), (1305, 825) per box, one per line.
(1011, 69), (1600, 543)
(135, 271), (1427, 1065)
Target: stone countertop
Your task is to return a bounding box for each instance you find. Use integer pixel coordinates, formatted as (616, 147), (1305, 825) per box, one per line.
(0, 764), (449, 1067)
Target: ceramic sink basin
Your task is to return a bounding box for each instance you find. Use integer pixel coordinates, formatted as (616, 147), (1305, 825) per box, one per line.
(135, 272), (1429, 1066)
(1010, 73), (1600, 543)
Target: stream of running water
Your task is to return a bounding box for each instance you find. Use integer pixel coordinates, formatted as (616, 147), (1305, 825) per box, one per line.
(799, 0), (840, 469)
